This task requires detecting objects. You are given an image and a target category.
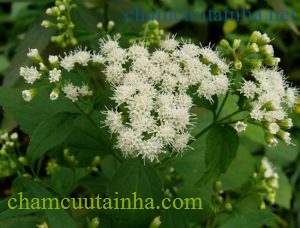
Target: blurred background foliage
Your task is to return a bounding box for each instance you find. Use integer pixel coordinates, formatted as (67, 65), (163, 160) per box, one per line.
(0, 0), (299, 227)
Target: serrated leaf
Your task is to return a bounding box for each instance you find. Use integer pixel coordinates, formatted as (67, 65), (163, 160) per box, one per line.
(220, 211), (277, 228)
(26, 112), (77, 167)
(107, 158), (164, 228)
(196, 125), (239, 185)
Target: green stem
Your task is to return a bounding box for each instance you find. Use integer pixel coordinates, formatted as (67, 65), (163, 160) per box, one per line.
(205, 208), (217, 228)
(215, 92), (229, 120)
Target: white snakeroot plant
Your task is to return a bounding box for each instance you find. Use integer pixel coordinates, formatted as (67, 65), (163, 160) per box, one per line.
(19, 31), (298, 162)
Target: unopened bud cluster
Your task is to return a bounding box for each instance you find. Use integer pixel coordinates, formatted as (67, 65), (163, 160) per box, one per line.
(252, 157), (279, 209)
(0, 130), (20, 177)
(130, 20), (164, 46)
(220, 31), (280, 70)
(41, 0), (77, 47)
(212, 180), (232, 212)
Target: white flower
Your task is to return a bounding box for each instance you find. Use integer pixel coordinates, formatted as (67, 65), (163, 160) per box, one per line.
(92, 53), (106, 64)
(199, 46), (229, 73)
(103, 110), (123, 134)
(49, 90), (59, 100)
(138, 137), (163, 162)
(62, 82), (79, 102)
(20, 66), (41, 84)
(49, 68), (61, 83)
(49, 55), (59, 64)
(172, 132), (191, 153)
(161, 35), (179, 51)
(127, 43), (149, 60)
(22, 89), (35, 102)
(27, 48), (39, 59)
(79, 84), (93, 96)
(117, 127), (143, 156)
(60, 54), (76, 71)
(267, 122), (280, 134)
(239, 80), (258, 98)
(261, 33), (271, 44)
(234, 121), (247, 132)
(155, 123), (176, 145)
(250, 107), (264, 121)
(285, 87), (298, 108)
(99, 36), (120, 55)
(73, 48), (91, 66)
(262, 157), (275, 178)
(103, 64), (124, 85)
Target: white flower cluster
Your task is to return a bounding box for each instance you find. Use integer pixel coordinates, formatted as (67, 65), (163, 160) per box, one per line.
(239, 67), (298, 147)
(100, 36), (230, 161)
(21, 48), (95, 102)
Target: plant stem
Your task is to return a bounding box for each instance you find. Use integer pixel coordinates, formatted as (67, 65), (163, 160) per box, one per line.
(215, 92), (229, 120)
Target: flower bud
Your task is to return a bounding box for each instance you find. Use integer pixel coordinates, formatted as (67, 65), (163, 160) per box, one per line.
(90, 217), (100, 228)
(10, 132), (18, 140)
(22, 89), (37, 102)
(225, 202), (232, 211)
(249, 31), (261, 43)
(265, 56), (280, 66)
(96, 22), (103, 29)
(149, 216), (161, 228)
(279, 118), (293, 129)
(249, 59), (262, 69)
(247, 43), (259, 53)
(264, 133), (278, 147)
(50, 89), (60, 101)
(234, 59), (242, 69)
(232, 39), (241, 49)
(48, 55), (59, 65)
(41, 20), (52, 28)
(260, 45), (274, 56)
(107, 20), (115, 31)
(276, 130), (292, 144)
(18, 156), (28, 166)
(220, 39), (230, 48)
(213, 180), (222, 193)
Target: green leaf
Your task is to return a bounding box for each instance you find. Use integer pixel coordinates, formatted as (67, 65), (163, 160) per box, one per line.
(107, 158), (164, 228)
(22, 178), (77, 228)
(50, 167), (87, 196)
(160, 208), (189, 228)
(196, 125), (239, 185)
(0, 191), (42, 220)
(3, 19), (55, 87)
(266, 140), (299, 167)
(274, 167), (292, 209)
(219, 211), (277, 228)
(61, 111), (113, 164)
(26, 112), (77, 167)
(0, 87), (78, 134)
(221, 143), (255, 189)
